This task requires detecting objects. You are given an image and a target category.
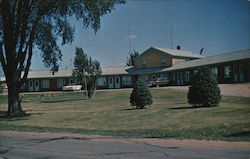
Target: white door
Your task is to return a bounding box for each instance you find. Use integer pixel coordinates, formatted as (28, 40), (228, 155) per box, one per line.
(239, 64), (244, 82)
(34, 80), (39, 91)
(233, 65), (238, 82)
(29, 80), (33, 92)
(115, 76), (120, 88)
(108, 77), (114, 89)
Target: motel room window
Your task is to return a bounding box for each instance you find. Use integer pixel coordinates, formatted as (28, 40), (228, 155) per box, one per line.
(141, 60), (146, 68)
(122, 76), (132, 85)
(69, 79), (75, 85)
(160, 58), (166, 66)
(224, 65), (231, 77)
(160, 73), (167, 80)
(139, 75), (148, 83)
(109, 78), (113, 84)
(239, 64), (243, 74)
(211, 67), (218, 77)
(41, 79), (49, 88)
(57, 79), (65, 88)
(98, 77), (106, 86)
(185, 71), (190, 81)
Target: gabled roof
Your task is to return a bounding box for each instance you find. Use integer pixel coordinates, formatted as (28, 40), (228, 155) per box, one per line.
(161, 49), (250, 72)
(27, 69), (73, 79)
(138, 47), (204, 59)
(155, 47), (204, 59)
(101, 66), (131, 75)
(15, 66), (132, 80)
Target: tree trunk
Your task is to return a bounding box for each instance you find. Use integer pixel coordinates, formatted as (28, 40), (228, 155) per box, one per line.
(7, 79), (24, 117)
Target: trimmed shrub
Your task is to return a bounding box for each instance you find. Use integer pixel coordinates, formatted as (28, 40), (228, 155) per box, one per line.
(130, 81), (153, 109)
(188, 66), (221, 107)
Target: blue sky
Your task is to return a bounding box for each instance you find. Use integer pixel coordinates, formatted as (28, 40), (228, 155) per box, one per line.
(31, 0), (250, 70)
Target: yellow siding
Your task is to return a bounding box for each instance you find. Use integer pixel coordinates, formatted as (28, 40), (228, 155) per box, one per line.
(134, 50), (172, 68)
(172, 58), (186, 65)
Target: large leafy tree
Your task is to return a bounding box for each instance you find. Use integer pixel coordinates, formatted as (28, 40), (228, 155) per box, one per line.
(126, 50), (139, 66)
(0, 0), (124, 117)
(73, 47), (101, 99)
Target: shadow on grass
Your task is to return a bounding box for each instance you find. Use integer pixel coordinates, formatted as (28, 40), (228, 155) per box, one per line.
(39, 98), (86, 103)
(170, 106), (211, 110)
(224, 131), (250, 137)
(0, 111), (43, 121)
(117, 107), (149, 111)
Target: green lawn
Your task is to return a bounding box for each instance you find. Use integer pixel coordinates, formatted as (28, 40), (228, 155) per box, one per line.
(0, 89), (250, 141)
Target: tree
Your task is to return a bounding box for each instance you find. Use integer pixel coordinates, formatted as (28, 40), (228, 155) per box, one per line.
(0, 0), (124, 117)
(130, 81), (153, 109)
(0, 81), (3, 94)
(187, 66), (221, 107)
(126, 50), (139, 66)
(73, 47), (101, 99)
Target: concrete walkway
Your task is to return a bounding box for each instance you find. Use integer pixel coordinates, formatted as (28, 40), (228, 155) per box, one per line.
(1, 131), (250, 159)
(155, 82), (250, 97)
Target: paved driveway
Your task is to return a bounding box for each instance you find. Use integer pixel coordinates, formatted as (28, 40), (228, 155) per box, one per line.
(1, 131), (250, 159)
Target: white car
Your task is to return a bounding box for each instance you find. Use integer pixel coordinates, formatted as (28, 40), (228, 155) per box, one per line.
(62, 85), (82, 91)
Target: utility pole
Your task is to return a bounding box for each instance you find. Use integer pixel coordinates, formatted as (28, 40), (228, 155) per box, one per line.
(170, 26), (173, 49)
(128, 25), (132, 53)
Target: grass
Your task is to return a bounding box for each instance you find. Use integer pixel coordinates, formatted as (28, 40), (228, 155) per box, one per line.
(0, 89), (250, 141)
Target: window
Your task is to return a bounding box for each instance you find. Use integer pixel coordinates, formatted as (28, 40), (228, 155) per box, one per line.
(141, 60), (146, 67)
(224, 66), (231, 77)
(69, 78), (75, 85)
(185, 71), (190, 81)
(41, 79), (49, 88)
(122, 76), (132, 85)
(29, 81), (32, 87)
(109, 78), (113, 84)
(98, 77), (106, 86)
(239, 64), (243, 74)
(138, 75), (148, 83)
(35, 81), (39, 86)
(160, 58), (166, 66)
(160, 73), (167, 80)
(57, 79), (65, 88)
(211, 67), (218, 77)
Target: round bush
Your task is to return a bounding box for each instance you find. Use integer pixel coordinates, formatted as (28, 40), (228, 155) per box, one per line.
(188, 67), (221, 107)
(130, 81), (153, 109)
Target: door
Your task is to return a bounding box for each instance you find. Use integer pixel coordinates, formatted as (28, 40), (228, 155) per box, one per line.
(34, 80), (39, 91)
(108, 77), (114, 89)
(233, 65), (238, 82)
(29, 80), (33, 91)
(239, 64), (244, 82)
(115, 76), (120, 88)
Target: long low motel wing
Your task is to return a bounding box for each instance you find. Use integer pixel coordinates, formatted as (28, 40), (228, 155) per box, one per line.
(0, 47), (250, 92)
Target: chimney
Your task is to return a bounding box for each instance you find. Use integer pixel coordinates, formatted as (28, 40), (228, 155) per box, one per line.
(177, 45), (181, 50)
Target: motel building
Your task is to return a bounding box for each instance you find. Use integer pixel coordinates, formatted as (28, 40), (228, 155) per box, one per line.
(0, 46), (250, 92)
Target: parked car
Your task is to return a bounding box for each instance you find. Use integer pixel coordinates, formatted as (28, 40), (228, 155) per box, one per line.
(147, 78), (169, 87)
(62, 85), (82, 91)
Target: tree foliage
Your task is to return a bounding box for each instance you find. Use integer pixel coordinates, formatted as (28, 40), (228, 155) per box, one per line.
(187, 66), (221, 107)
(73, 47), (101, 99)
(0, 0), (124, 117)
(126, 50), (139, 66)
(0, 81), (3, 94)
(130, 81), (153, 109)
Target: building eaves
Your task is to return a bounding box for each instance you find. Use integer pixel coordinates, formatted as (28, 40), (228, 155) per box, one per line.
(153, 47), (204, 59)
(161, 49), (250, 72)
